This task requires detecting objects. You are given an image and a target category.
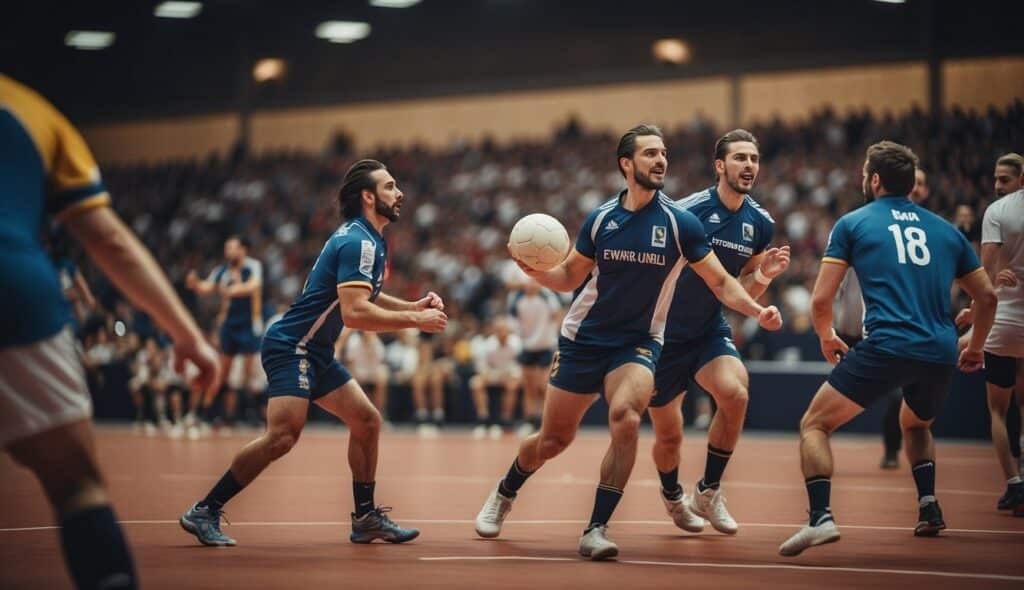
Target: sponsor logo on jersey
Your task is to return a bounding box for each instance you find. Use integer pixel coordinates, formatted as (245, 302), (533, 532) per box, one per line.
(708, 212), (721, 223)
(711, 236), (754, 256)
(605, 219), (619, 231)
(742, 222), (755, 242)
(652, 226), (667, 248)
(603, 249), (666, 265)
(359, 240), (376, 278)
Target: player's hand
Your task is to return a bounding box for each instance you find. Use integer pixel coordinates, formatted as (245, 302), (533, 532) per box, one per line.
(996, 269), (1019, 288)
(173, 334), (221, 397)
(958, 348), (984, 373)
(415, 291), (445, 311)
(506, 243), (546, 279)
(185, 270), (199, 290)
(415, 309), (448, 333)
(760, 246), (791, 279)
(819, 330), (849, 365)
(955, 307), (974, 329)
(758, 305), (783, 331)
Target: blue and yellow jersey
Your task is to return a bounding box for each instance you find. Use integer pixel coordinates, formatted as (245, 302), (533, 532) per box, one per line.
(665, 187), (775, 343)
(0, 74), (110, 348)
(264, 217), (387, 359)
(823, 195), (982, 365)
(209, 257), (264, 334)
(561, 191), (712, 347)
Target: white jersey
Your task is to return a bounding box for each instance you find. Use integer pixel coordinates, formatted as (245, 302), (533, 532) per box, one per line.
(471, 334), (522, 374)
(982, 189), (1024, 356)
(344, 331), (385, 368)
(508, 289), (561, 352)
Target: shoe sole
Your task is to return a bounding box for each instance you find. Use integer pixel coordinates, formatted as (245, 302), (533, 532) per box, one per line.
(475, 525), (501, 539)
(580, 545), (619, 561)
(350, 529), (420, 544)
(690, 504), (738, 535)
(779, 531), (840, 557)
(179, 516), (236, 547)
(913, 522), (946, 537)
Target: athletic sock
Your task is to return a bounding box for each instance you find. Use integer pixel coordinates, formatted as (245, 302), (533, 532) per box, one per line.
(353, 482), (376, 518)
(414, 408), (428, 423)
(911, 460), (936, 500)
(498, 458), (534, 498)
(200, 470), (244, 510)
(1007, 476), (1023, 494)
(658, 467), (682, 500)
(60, 506), (137, 590)
(699, 444), (733, 491)
(586, 484), (624, 532)
(805, 476), (832, 525)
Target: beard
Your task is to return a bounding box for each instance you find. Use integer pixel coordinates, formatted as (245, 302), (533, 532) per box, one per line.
(374, 194), (400, 222)
(862, 177), (876, 203)
(725, 170), (754, 195)
(634, 168), (665, 190)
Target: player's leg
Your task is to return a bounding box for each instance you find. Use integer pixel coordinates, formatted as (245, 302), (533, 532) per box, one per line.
(649, 394), (706, 533)
(428, 360), (448, 426)
(373, 365), (390, 423)
(983, 352), (1022, 510)
(469, 372), (490, 438)
(880, 389), (903, 469)
(520, 359), (548, 435)
(691, 352), (748, 534)
(239, 352), (263, 426)
(410, 365), (430, 431)
(497, 371), (520, 437)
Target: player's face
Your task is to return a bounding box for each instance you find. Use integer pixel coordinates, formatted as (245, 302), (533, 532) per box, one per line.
(717, 141), (759, 194)
(909, 169), (929, 204)
(994, 165), (1022, 197)
(224, 238), (245, 263)
(369, 169), (403, 222)
(628, 135), (667, 190)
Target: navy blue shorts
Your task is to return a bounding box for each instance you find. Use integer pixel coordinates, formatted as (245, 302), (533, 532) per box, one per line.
(985, 351), (1019, 388)
(650, 330), (741, 408)
(519, 349), (555, 368)
(827, 339), (953, 421)
(261, 338), (352, 400)
(220, 324), (262, 356)
(549, 336), (662, 395)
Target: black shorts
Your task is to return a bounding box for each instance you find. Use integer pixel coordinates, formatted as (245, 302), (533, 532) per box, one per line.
(518, 349), (554, 368)
(985, 351), (1020, 388)
(827, 339), (954, 421)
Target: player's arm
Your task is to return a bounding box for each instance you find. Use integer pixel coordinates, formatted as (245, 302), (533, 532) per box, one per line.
(375, 291), (445, 312)
(72, 269), (98, 311)
(690, 252), (782, 330)
(957, 268), (998, 371)
(739, 246), (791, 299)
(956, 242), (1004, 328)
(512, 250), (595, 293)
(224, 275), (260, 298)
(338, 284), (447, 333)
(185, 271), (218, 296)
(810, 260), (850, 364)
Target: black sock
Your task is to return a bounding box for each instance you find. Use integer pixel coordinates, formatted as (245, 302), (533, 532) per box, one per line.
(200, 470), (244, 510)
(202, 403), (218, 424)
(586, 484), (623, 531)
(658, 468), (682, 500)
(912, 460), (936, 500)
(498, 459), (534, 498)
(805, 476), (832, 525)
(699, 444), (733, 491)
(353, 481), (376, 517)
(60, 506), (137, 590)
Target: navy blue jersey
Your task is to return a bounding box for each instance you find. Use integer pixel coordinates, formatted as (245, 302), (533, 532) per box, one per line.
(1, 75), (110, 348)
(665, 187), (774, 343)
(823, 196), (982, 365)
(208, 257), (264, 332)
(265, 217), (387, 359)
(561, 191), (712, 347)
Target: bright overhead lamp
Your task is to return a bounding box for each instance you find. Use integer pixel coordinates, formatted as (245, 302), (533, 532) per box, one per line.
(652, 38), (691, 65)
(872, 0), (906, 4)
(64, 30), (116, 50)
(253, 58), (287, 83)
(154, 1), (203, 19)
(315, 21), (371, 43)
(369, 0), (422, 7)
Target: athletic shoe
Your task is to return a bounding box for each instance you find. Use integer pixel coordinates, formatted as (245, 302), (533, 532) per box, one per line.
(997, 485), (1023, 511)
(350, 507), (419, 544)
(179, 503), (236, 547)
(778, 515), (840, 556)
(689, 485), (738, 534)
(515, 422), (536, 438)
(913, 498), (946, 537)
(475, 484), (514, 538)
(662, 489), (705, 533)
(578, 524), (618, 561)
(488, 424), (503, 440)
(472, 424), (487, 440)
(879, 453), (899, 470)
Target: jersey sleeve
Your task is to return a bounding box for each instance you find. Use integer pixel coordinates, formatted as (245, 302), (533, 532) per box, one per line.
(574, 208), (602, 259)
(47, 107), (110, 223)
(675, 209), (713, 264)
(245, 258), (264, 283)
(955, 230), (983, 278)
(981, 202), (1003, 245)
(335, 235), (376, 291)
(206, 265), (225, 284)
(823, 217), (852, 265)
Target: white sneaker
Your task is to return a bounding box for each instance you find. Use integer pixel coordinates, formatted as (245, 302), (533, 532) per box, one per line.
(662, 490), (705, 533)
(488, 424), (503, 440)
(779, 517), (840, 557)
(689, 485), (738, 534)
(472, 425), (487, 440)
(168, 424), (184, 439)
(516, 422), (535, 438)
(475, 485), (514, 538)
(578, 524), (618, 561)
(186, 425), (201, 440)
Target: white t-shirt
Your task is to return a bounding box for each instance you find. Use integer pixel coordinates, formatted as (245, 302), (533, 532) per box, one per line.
(508, 289), (562, 351)
(471, 334), (522, 375)
(982, 190), (1024, 355)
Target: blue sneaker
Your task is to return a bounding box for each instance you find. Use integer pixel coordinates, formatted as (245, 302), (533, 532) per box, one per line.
(180, 503), (237, 547)
(350, 507), (419, 544)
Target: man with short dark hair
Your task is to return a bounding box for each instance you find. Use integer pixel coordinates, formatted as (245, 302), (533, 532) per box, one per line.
(779, 141), (998, 556)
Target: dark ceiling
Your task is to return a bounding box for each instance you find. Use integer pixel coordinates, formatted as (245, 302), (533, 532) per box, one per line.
(3, 0), (1021, 124)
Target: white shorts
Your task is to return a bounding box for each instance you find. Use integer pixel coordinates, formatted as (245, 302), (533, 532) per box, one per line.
(985, 320), (1024, 358)
(0, 328), (92, 447)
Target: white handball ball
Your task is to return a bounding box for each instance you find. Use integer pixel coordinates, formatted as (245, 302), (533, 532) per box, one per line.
(509, 213), (571, 271)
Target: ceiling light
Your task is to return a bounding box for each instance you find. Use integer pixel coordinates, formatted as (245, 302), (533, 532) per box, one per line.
(369, 0), (422, 7)
(315, 21), (371, 43)
(154, 1), (203, 18)
(652, 39), (691, 65)
(872, 0), (906, 4)
(253, 58), (287, 83)
(64, 30), (116, 50)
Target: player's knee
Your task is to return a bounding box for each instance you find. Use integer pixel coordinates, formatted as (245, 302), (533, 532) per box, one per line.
(799, 410), (826, 435)
(609, 405), (641, 442)
(716, 381), (748, 412)
(654, 427), (682, 453)
(537, 432), (573, 460)
(267, 429), (300, 460)
(351, 406), (382, 438)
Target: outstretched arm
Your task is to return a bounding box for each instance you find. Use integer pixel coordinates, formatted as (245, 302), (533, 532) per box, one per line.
(338, 285), (447, 333)
(690, 252), (782, 330)
(509, 249), (595, 293)
(739, 246), (790, 300)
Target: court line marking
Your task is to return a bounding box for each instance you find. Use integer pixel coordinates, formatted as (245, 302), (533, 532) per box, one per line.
(418, 556), (1024, 582)
(2, 519), (1021, 535)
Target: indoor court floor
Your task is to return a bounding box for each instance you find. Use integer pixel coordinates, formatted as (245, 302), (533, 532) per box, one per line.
(1, 426), (1022, 589)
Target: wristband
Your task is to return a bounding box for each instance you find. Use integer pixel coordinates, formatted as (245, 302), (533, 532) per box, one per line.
(754, 267), (772, 286)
